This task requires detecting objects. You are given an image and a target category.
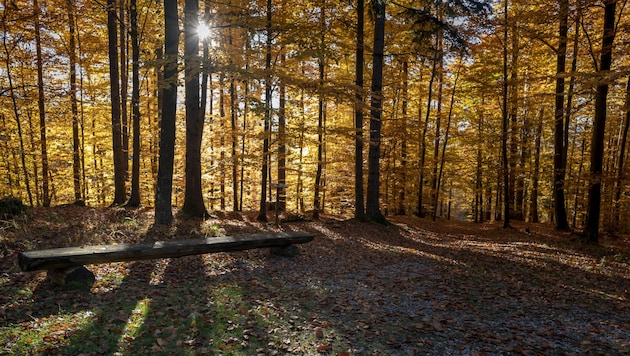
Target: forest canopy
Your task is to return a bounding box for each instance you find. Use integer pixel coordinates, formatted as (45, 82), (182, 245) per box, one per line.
(1, 0), (629, 241)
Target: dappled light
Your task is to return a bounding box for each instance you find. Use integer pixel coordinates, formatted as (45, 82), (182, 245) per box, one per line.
(1, 208), (629, 354)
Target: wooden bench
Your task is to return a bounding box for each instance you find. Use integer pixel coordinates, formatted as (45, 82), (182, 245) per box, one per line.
(18, 231), (314, 287)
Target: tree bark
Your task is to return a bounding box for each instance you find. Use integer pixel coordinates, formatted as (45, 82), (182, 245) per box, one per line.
(613, 76), (630, 227)
(397, 60), (408, 216)
(366, 0), (386, 223)
(257, 0), (273, 222)
(66, 0), (82, 204)
(33, 0), (49, 206)
(108, 0), (127, 205)
(127, 0), (141, 206)
(313, 3), (327, 220)
(553, 0), (570, 230)
(155, 0), (179, 225)
(354, 0), (365, 220)
(501, 0), (511, 228)
(182, 0), (208, 217)
(530, 108), (544, 223)
(584, 0), (617, 243)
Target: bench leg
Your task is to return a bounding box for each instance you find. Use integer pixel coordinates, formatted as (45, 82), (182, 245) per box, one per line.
(270, 244), (299, 257)
(47, 265), (95, 289)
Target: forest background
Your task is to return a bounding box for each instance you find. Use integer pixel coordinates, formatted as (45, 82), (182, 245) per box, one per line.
(1, 0), (630, 243)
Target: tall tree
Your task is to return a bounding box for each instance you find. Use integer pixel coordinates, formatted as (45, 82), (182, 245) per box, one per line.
(120, 0), (129, 180)
(584, 0), (618, 243)
(66, 0), (82, 204)
(126, 0), (141, 206)
(501, 0), (510, 228)
(313, 2), (327, 220)
(182, 0), (208, 217)
(553, 0), (570, 230)
(34, 0), (49, 206)
(366, 0), (386, 223)
(107, 0), (127, 205)
(354, 0), (366, 220)
(155, 0), (179, 225)
(613, 76), (630, 227)
(257, 0), (273, 222)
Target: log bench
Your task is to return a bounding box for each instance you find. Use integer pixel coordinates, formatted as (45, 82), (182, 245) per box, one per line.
(18, 231), (314, 288)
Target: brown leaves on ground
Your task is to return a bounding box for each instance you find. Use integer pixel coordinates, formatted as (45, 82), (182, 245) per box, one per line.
(1, 206), (629, 355)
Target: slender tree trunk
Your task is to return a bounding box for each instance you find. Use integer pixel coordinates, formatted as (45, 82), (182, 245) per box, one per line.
(66, 0), (82, 203)
(201, 5), (211, 210)
(418, 46), (439, 217)
(33, 0), (49, 206)
(239, 40), (248, 211)
(366, 0), (386, 223)
(553, 0), (570, 230)
(231, 65), (239, 211)
(155, 0), (179, 225)
(431, 30), (444, 221)
(434, 62), (460, 220)
(509, 17), (521, 220)
(475, 103), (484, 223)
(127, 0), (141, 206)
(182, 0), (207, 217)
(613, 76), (630, 227)
(120, 0), (129, 181)
(501, 0), (511, 228)
(584, 0), (617, 243)
(397, 60), (408, 215)
(278, 53), (286, 212)
(108, 0), (126, 205)
(313, 4), (326, 220)
(354, 0), (365, 220)
(219, 77), (226, 211)
(257, 0), (273, 222)
(530, 108), (544, 223)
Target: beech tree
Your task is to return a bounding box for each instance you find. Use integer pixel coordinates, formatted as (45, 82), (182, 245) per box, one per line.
(366, 0), (386, 223)
(584, 0), (618, 243)
(181, 0), (208, 217)
(107, 0), (126, 206)
(155, 0), (179, 225)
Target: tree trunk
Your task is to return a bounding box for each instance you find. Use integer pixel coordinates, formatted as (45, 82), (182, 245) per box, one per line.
(431, 28), (444, 221)
(33, 0), (49, 207)
(276, 56), (287, 213)
(231, 64), (239, 212)
(66, 0), (82, 203)
(530, 108), (543, 223)
(553, 0), (570, 230)
(257, 0), (273, 222)
(509, 16), (521, 220)
(354, 0), (365, 220)
(127, 0), (141, 207)
(584, 0), (617, 243)
(434, 61), (460, 220)
(613, 76), (630, 227)
(418, 45), (439, 218)
(501, 0), (511, 228)
(119, 0), (129, 181)
(155, 0), (179, 225)
(108, 0), (127, 205)
(365, 0), (386, 223)
(394, 60), (409, 215)
(182, 0), (207, 217)
(313, 4), (326, 220)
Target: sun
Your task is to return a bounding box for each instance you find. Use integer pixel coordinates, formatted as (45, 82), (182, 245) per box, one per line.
(197, 23), (212, 39)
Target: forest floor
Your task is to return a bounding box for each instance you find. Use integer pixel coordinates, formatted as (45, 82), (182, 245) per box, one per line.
(1, 205), (629, 355)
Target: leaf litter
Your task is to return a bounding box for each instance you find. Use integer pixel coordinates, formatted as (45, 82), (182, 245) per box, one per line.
(0, 206), (629, 355)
